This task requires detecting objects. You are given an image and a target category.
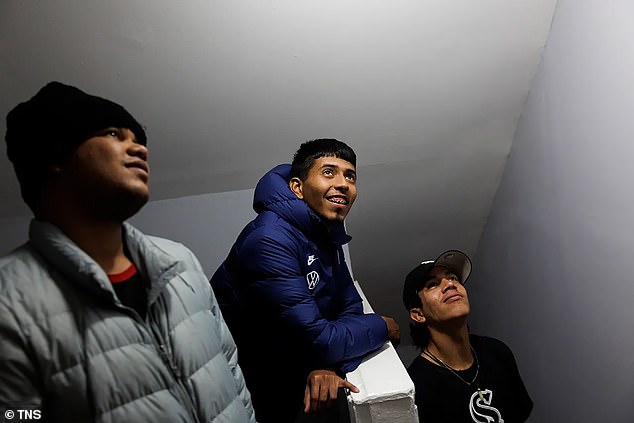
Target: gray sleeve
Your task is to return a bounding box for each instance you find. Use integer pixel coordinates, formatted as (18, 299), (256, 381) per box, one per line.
(0, 299), (43, 412)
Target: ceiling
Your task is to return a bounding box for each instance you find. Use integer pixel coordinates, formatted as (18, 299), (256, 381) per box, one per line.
(0, 1), (557, 326)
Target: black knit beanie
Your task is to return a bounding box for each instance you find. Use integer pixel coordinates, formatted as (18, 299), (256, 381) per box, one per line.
(5, 81), (147, 211)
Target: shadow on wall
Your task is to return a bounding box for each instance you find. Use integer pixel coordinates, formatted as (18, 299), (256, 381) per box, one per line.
(0, 216), (30, 255)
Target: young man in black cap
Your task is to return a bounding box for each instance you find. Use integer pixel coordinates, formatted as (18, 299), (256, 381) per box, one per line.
(0, 82), (255, 422)
(403, 250), (532, 423)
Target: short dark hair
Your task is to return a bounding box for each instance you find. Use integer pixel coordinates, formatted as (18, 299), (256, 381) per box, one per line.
(405, 266), (430, 349)
(409, 322), (430, 350)
(291, 138), (356, 181)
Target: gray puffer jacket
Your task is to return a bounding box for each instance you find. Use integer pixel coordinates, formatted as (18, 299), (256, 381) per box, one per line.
(0, 220), (256, 422)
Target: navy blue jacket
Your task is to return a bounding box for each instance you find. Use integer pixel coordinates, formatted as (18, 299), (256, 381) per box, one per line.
(211, 164), (388, 421)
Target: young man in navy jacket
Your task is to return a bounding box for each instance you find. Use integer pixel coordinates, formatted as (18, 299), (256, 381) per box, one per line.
(211, 139), (400, 422)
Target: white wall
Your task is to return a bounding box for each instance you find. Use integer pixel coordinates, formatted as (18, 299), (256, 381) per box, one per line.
(130, 190), (256, 275)
(468, 1), (634, 421)
(0, 216), (30, 255)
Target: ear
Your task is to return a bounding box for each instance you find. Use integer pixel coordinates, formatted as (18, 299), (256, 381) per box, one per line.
(289, 177), (304, 199)
(409, 307), (426, 324)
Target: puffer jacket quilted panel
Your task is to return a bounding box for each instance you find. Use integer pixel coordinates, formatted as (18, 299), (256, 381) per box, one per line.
(0, 221), (255, 423)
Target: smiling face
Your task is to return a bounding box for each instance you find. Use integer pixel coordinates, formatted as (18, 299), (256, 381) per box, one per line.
(289, 155), (357, 224)
(409, 265), (470, 327)
(55, 127), (150, 221)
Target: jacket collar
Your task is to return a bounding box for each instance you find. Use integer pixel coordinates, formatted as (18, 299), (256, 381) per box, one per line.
(29, 220), (180, 306)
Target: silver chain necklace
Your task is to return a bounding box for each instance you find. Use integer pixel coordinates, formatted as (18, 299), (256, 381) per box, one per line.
(422, 346), (485, 401)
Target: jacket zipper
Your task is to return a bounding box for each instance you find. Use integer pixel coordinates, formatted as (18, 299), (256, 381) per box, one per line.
(147, 298), (201, 423)
(113, 300), (200, 423)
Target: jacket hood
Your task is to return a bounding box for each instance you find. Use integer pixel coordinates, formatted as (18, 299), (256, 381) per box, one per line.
(253, 164), (351, 245)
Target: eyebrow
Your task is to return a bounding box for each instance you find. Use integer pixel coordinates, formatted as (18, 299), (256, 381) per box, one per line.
(424, 272), (460, 285)
(320, 162), (356, 174)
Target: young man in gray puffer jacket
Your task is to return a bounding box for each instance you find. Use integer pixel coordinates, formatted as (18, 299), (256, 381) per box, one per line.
(0, 81), (256, 422)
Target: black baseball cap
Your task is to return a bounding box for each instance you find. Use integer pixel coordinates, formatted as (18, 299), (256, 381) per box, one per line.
(402, 250), (472, 311)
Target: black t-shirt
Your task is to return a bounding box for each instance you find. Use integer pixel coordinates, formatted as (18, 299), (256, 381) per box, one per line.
(108, 263), (148, 320)
(407, 334), (533, 423)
